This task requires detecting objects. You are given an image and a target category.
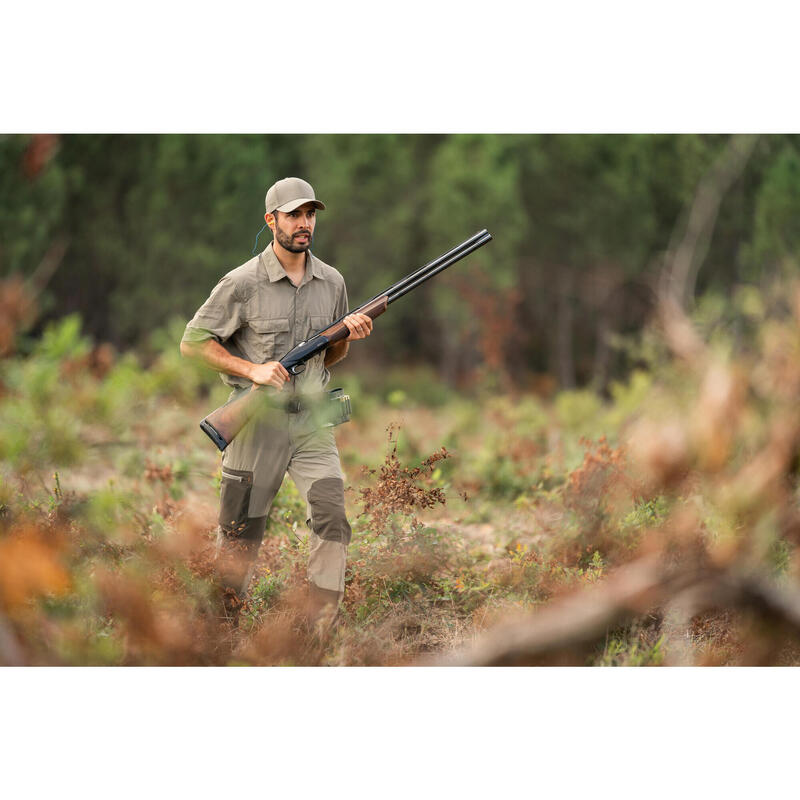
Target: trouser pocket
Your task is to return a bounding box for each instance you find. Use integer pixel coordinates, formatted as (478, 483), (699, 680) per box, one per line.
(219, 467), (254, 535)
(217, 467), (266, 597)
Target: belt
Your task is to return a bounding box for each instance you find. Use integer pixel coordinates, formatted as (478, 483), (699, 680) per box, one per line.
(285, 396), (305, 414)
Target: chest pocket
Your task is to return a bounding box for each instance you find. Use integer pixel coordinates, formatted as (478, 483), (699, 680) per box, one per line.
(308, 315), (332, 339)
(249, 318), (290, 363)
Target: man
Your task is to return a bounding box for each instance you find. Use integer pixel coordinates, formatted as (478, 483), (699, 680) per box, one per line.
(180, 177), (372, 626)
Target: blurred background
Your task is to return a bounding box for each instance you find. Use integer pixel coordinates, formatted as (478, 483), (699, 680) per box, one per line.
(5, 133), (800, 667)
(4, 133), (799, 391)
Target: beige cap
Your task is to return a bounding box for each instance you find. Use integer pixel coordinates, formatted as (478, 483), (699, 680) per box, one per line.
(265, 177), (326, 214)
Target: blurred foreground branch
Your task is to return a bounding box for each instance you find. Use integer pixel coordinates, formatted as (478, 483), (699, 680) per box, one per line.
(0, 612), (25, 666)
(431, 558), (800, 666)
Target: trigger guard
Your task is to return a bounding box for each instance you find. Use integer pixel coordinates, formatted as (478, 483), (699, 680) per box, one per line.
(289, 364), (305, 375)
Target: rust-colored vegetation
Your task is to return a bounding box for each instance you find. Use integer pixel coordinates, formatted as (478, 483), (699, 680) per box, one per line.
(5, 274), (800, 666)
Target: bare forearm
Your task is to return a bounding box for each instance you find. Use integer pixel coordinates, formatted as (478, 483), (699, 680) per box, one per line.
(180, 338), (256, 381)
(181, 339), (290, 389)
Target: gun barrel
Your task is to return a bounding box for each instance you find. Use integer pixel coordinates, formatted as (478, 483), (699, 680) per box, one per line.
(386, 231), (492, 304)
(318, 230), (491, 334)
(373, 229), (490, 304)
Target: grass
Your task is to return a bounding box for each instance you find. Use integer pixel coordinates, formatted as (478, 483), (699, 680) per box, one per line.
(5, 286), (800, 665)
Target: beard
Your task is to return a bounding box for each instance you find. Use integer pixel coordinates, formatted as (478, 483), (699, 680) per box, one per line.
(275, 222), (313, 253)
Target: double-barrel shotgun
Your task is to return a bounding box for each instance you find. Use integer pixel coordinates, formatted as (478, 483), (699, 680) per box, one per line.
(199, 229), (493, 451)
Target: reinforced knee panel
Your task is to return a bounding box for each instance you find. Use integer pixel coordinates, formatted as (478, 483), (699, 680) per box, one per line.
(307, 477), (352, 545)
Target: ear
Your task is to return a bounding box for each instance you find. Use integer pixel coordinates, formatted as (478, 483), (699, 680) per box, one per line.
(265, 212), (275, 230)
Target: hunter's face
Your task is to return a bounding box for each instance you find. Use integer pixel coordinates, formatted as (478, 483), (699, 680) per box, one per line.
(271, 203), (316, 253)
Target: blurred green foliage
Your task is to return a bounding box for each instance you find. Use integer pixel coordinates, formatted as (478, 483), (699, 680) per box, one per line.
(4, 134), (800, 390)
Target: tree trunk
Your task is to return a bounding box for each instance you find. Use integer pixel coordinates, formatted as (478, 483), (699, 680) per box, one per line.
(592, 311), (611, 391)
(556, 270), (575, 389)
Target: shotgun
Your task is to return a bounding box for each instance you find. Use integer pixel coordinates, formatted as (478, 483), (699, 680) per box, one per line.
(199, 229), (493, 451)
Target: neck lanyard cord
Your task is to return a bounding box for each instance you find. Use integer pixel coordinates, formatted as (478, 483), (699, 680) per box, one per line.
(252, 223), (269, 255)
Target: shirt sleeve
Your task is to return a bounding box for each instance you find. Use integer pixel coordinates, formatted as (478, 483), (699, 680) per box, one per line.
(181, 276), (244, 345)
(334, 280), (349, 321)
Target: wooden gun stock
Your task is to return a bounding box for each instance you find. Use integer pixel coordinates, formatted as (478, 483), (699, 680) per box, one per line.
(199, 385), (266, 451)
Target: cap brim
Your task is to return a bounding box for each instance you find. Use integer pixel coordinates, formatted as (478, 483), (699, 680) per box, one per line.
(275, 198), (326, 213)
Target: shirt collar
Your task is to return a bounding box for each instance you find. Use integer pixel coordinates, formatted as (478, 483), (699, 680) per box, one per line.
(260, 244), (325, 284)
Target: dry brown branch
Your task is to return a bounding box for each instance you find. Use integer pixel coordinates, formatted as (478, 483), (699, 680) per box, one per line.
(430, 556), (701, 666)
(27, 236), (69, 298)
(0, 237), (69, 357)
(428, 555), (800, 667)
(660, 134), (759, 311)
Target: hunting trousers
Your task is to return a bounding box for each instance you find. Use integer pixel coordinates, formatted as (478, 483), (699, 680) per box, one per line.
(214, 396), (351, 612)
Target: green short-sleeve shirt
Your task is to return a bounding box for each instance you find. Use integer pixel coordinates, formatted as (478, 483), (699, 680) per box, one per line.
(182, 244), (349, 393)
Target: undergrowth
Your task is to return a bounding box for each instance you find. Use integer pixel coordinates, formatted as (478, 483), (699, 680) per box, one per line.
(4, 281), (800, 665)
